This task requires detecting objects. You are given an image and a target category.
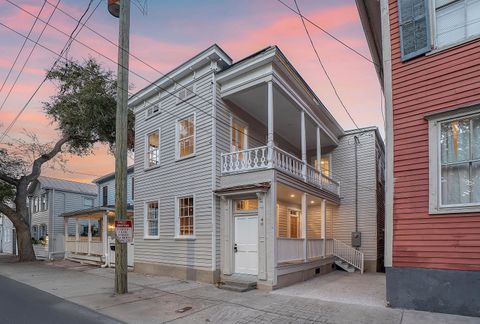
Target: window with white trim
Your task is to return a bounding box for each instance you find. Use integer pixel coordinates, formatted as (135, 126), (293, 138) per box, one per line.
(177, 115), (195, 159)
(83, 197), (94, 208)
(231, 118), (248, 152)
(39, 224), (47, 240)
(177, 196), (194, 237)
(145, 201), (159, 237)
(429, 112), (480, 213)
(40, 193), (48, 211)
(146, 130), (160, 167)
(287, 209), (300, 239)
(32, 225), (38, 240)
(434, 0), (480, 48)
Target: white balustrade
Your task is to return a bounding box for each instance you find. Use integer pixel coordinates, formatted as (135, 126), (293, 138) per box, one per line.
(277, 238), (304, 263)
(221, 146), (268, 173)
(221, 146), (340, 195)
(333, 239), (364, 273)
(272, 147), (304, 179)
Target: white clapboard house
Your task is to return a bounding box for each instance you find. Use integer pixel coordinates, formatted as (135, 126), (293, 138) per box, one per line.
(129, 45), (385, 290)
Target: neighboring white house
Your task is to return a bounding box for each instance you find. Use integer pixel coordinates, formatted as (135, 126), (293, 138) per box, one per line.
(129, 45), (385, 290)
(28, 176), (97, 260)
(0, 214), (15, 255)
(62, 166), (134, 266)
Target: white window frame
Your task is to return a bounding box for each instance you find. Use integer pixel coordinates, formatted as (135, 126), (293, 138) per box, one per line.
(40, 193), (48, 211)
(32, 225), (38, 240)
(175, 113), (196, 160)
(230, 116), (249, 153)
(145, 128), (161, 169)
(144, 200), (160, 239)
(430, 0), (480, 51)
(175, 195), (195, 240)
(428, 108), (480, 214)
(83, 197), (94, 209)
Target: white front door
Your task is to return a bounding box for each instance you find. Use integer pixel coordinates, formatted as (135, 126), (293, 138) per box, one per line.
(234, 215), (258, 275)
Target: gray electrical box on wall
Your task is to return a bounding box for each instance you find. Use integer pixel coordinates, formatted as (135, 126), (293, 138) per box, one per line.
(352, 231), (361, 247)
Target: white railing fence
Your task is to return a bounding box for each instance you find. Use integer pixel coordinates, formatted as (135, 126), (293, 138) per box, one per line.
(65, 239), (104, 256)
(333, 239), (364, 273)
(221, 146), (340, 196)
(221, 146), (268, 173)
(272, 147), (304, 179)
(277, 238), (304, 263)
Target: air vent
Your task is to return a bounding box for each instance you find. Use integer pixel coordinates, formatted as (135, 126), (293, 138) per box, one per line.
(177, 83), (195, 102)
(146, 104), (161, 119)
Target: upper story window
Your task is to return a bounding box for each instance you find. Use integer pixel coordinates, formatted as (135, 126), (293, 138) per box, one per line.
(40, 193), (48, 211)
(176, 114), (195, 159)
(102, 186), (108, 207)
(435, 0), (480, 48)
(146, 130), (160, 167)
(313, 154), (332, 177)
(428, 110), (480, 213)
(176, 196), (194, 238)
(83, 197), (94, 209)
(231, 118), (248, 152)
(145, 201), (159, 238)
(33, 196), (39, 213)
(397, 0), (480, 61)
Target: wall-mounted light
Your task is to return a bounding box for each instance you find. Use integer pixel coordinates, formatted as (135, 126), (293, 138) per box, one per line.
(290, 194), (295, 198)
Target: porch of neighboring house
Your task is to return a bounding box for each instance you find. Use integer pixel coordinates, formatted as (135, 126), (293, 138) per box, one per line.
(31, 223), (48, 259)
(62, 207), (134, 266)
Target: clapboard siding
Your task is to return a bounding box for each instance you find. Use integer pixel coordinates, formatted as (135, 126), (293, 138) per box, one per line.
(0, 216), (15, 254)
(133, 67), (216, 270)
(331, 129), (383, 262)
(96, 170), (134, 207)
(389, 0), (480, 270)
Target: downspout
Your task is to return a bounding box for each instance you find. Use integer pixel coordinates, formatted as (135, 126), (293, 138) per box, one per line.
(354, 136), (359, 233)
(50, 189), (55, 260)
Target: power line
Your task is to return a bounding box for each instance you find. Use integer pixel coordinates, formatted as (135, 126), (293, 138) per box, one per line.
(0, 7), (379, 193)
(0, 1), (47, 99)
(275, 0), (376, 66)
(0, 0), (99, 143)
(293, 0), (359, 129)
(0, 0), (60, 114)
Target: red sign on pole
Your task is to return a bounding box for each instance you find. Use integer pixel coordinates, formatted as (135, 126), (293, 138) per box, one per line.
(115, 220), (133, 243)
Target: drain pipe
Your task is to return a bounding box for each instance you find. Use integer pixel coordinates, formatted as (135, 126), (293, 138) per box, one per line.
(354, 136), (359, 233)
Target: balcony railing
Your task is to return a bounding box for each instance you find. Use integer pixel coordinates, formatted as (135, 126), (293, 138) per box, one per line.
(221, 146), (340, 195)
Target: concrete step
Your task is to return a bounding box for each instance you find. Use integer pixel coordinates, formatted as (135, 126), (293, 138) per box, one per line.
(218, 276), (257, 292)
(335, 260), (356, 273)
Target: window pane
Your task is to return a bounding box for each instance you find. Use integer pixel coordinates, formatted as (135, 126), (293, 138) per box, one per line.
(79, 220), (89, 237)
(441, 163), (471, 204)
(146, 202), (158, 236)
(441, 119), (470, 163)
(473, 116), (480, 159)
(148, 131), (159, 148)
(436, 1), (466, 47)
(178, 197), (194, 236)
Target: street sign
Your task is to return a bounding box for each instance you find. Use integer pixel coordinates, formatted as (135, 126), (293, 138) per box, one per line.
(115, 220), (133, 243)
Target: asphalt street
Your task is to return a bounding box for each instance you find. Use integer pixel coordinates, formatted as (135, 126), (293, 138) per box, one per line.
(0, 274), (122, 324)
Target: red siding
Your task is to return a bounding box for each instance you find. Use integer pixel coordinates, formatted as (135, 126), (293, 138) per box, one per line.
(389, 0), (480, 271)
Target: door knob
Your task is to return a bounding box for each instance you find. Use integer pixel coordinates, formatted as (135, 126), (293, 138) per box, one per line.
(234, 244), (238, 253)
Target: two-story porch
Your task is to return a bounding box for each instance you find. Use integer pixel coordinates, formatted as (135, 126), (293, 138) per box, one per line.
(216, 46), (363, 290)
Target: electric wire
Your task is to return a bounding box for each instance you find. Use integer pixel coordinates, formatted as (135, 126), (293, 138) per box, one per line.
(0, 0), (99, 143)
(0, 6), (379, 193)
(293, 0), (359, 129)
(0, 1), (47, 99)
(0, 0), (61, 114)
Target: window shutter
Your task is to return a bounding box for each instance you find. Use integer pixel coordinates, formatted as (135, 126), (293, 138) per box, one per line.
(398, 0), (431, 61)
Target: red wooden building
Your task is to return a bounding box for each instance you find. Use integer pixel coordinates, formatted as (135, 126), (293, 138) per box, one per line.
(356, 0), (480, 317)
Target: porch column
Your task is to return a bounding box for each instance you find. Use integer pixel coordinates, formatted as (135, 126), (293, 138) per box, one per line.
(301, 193), (307, 262)
(103, 213), (108, 261)
(267, 81), (274, 167)
(87, 218), (91, 255)
(321, 199), (326, 257)
(75, 218), (79, 254)
(301, 111), (307, 181)
(316, 127), (322, 173)
(64, 218), (68, 253)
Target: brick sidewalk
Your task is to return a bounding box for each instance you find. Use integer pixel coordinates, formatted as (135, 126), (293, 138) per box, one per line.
(0, 256), (478, 324)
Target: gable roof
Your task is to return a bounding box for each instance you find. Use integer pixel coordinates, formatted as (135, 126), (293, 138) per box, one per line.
(29, 176), (97, 196)
(93, 165), (134, 184)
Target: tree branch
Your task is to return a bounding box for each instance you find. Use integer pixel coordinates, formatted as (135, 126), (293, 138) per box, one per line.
(0, 173), (18, 186)
(26, 135), (70, 182)
(0, 202), (17, 222)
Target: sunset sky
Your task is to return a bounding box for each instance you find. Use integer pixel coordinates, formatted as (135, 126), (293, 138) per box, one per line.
(0, 0), (382, 183)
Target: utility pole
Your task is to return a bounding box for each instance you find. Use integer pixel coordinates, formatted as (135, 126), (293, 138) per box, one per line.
(111, 0), (130, 294)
